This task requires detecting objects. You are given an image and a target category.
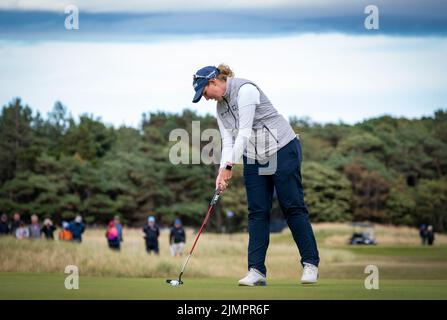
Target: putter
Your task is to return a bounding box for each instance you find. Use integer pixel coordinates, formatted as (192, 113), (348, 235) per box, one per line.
(166, 188), (221, 286)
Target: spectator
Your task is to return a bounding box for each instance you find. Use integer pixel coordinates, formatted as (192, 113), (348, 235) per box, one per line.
(114, 215), (123, 242)
(10, 212), (22, 236)
(0, 214), (9, 235)
(59, 221), (73, 241)
(41, 218), (56, 240)
(427, 225), (435, 245)
(70, 215), (85, 243)
(15, 222), (29, 239)
(170, 219), (186, 257)
(419, 224), (428, 245)
(143, 216), (160, 255)
(28, 214), (41, 239)
(105, 220), (120, 251)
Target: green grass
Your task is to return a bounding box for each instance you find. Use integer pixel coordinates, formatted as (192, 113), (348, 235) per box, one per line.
(345, 246), (447, 260)
(1, 272), (446, 300)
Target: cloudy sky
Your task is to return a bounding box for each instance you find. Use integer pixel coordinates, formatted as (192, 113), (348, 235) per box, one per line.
(0, 0), (446, 127)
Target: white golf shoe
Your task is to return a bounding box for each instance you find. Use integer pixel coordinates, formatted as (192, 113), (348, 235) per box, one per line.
(238, 268), (267, 286)
(301, 263), (319, 284)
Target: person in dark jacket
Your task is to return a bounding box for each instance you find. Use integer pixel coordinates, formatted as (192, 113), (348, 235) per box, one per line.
(169, 219), (186, 257)
(70, 215), (85, 243)
(143, 216), (160, 255)
(41, 218), (56, 240)
(419, 224), (428, 245)
(10, 212), (22, 236)
(0, 214), (9, 235)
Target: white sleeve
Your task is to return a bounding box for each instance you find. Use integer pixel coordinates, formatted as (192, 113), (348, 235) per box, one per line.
(237, 84), (260, 107)
(227, 84), (260, 166)
(217, 115), (234, 168)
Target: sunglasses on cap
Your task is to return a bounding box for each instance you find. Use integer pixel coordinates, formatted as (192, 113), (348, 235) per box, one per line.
(193, 69), (219, 82)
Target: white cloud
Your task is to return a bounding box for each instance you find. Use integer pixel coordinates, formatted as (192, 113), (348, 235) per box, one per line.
(0, 34), (446, 127)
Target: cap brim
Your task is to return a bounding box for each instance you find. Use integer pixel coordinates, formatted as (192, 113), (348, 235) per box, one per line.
(192, 85), (205, 103)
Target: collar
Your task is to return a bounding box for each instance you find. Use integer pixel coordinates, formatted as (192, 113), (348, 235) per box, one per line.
(222, 77), (232, 101)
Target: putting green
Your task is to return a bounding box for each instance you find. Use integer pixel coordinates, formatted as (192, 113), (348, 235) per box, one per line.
(1, 272), (447, 300)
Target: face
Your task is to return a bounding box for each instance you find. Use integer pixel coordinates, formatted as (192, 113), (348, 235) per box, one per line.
(14, 213), (20, 221)
(202, 79), (226, 101)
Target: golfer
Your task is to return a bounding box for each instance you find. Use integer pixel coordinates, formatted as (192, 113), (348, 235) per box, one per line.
(192, 64), (320, 286)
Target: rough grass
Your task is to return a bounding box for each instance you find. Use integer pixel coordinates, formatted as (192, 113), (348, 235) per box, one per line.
(1, 223), (446, 280)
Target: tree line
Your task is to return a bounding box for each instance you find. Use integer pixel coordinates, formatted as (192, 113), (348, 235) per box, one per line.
(0, 98), (446, 232)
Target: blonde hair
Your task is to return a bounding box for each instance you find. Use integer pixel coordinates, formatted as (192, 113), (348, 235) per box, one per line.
(217, 64), (234, 81)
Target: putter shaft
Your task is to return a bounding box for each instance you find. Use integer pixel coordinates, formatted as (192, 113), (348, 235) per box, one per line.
(174, 189), (221, 283)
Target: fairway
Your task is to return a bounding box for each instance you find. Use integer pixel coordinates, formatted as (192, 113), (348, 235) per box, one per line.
(1, 272), (447, 300)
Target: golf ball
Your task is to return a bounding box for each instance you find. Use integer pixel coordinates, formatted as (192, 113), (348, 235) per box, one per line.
(170, 280), (179, 286)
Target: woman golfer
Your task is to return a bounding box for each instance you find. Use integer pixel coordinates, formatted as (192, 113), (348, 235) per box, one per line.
(192, 64), (320, 286)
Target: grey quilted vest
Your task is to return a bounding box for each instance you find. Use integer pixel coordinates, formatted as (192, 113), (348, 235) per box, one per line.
(216, 77), (297, 161)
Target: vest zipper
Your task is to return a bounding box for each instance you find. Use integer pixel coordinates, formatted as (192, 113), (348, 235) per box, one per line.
(222, 97), (237, 128)
(223, 96), (258, 156)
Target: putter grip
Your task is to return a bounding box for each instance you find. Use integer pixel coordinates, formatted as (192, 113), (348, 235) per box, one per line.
(209, 189), (221, 206)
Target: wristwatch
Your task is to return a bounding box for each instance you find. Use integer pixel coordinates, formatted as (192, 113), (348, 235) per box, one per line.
(225, 164), (233, 171)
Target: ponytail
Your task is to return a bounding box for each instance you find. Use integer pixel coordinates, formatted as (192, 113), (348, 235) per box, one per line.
(216, 64), (234, 81)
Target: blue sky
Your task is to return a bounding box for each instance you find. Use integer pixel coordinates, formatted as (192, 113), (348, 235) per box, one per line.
(0, 0), (446, 127)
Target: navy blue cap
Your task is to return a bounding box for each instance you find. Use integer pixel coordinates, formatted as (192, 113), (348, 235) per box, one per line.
(192, 66), (220, 103)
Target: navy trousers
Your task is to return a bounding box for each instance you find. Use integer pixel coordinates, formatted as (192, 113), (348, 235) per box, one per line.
(243, 138), (320, 276)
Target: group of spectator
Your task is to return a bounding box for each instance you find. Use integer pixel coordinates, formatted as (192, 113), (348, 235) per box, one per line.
(419, 224), (435, 245)
(1, 212), (187, 256)
(105, 215), (186, 256)
(0, 212), (85, 242)
(141, 216), (186, 256)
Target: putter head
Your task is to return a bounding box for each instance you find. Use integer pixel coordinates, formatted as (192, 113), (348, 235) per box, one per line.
(166, 279), (183, 286)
